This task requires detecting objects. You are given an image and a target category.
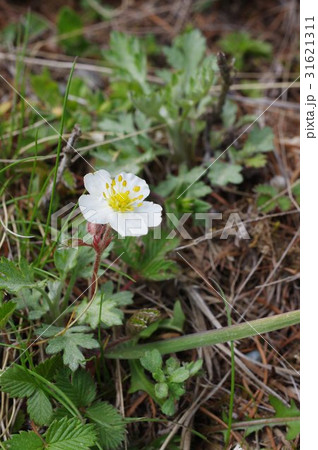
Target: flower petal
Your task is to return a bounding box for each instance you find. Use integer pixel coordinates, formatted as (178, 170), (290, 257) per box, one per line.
(79, 194), (115, 224)
(109, 202), (162, 237)
(118, 172), (150, 200)
(136, 201), (163, 227)
(84, 170), (112, 195)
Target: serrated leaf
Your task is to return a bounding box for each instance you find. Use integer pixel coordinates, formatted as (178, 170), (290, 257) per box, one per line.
(45, 417), (97, 449)
(56, 368), (96, 407)
(77, 281), (133, 329)
(0, 258), (44, 293)
(34, 355), (62, 380)
(86, 402), (126, 450)
(54, 248), (78, 275)
(140, 349), (162, 373)
(104, 31), (147, 89)
(269, 396), (300, 440)
(163, 29), (206, 77)
(0, 301), (16, 328)
(4, 431), (43, 450)
(208, 161), (243, 186)
(27, 389), (53, 426)
(242, 126), (274, 155)
(40, 326), (99, 371)
(0, 365), (38, 398)
(116, 231), (179, 281)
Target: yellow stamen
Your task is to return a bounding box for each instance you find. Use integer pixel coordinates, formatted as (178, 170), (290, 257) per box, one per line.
(111, 179), (116, 186)
(138, 195), (143, 200)
(137, 203), (143, 207)
(118, 175), (123, 182)
(133, 186), (140, 192)
(106, 183), (109, 189)
(123, 180), (127, 187)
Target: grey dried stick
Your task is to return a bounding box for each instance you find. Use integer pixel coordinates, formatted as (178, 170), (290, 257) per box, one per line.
(40, 124), (81, 209)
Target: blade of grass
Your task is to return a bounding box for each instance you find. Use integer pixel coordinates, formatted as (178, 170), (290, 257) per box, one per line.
(37, 58), (77, 265)
(105, 310), (300, 359)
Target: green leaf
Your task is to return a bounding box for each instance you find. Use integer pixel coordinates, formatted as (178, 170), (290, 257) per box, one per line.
(34, 355), (62, 380)
(0, 258), (45, 293)
(45, 417), (97, 449)
(4, 431), (43, 450)
(56, 368), (96, 407)
(103, 31), (147, 90)
(208, 161), (243, 186)
(244, 154), (267, 168)
(14, 288), (49, 320)
(163, 29), (206, 78)
(116, 231), (179, 281)
(77, 281), (133, 329)
(269, 396), (300, 440)
(86, 402), (126, 450)
(30, 68), (60, 108)
(168, 367), (189, 383)
(277, 196), (292, 211)
(140, 350), (162, 373)
(57, 7), (88, 55)
(186, 359), (203, 376)
(27, 389), (53, 426)
(54, 248), (78, 275)
(0, 301), (16, 328)
(39, 326), (99, 371)
(219, 32), (272, 70)
(160, 301), (185, 333)
(155, 383), (169, 399)
(0, 364), (38, 398)
(221, 99), (238, 128)
(161, 397), (175, 416)
(242, 126), (274, 155)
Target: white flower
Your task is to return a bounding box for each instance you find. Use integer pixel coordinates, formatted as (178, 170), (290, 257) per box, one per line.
(79, 170), (162, 237)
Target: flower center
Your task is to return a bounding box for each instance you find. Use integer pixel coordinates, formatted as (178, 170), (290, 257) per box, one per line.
(103, 177), (143, 212)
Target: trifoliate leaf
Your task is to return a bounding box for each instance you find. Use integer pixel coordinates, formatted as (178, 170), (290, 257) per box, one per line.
(56, 368), (96, 407)
(208, 161), (243, 186)
(86, 402), (126, 450)
(0, 301), (16, 328)
(4, 431), (43, 449)
(39, 326), (99, 371)
(140, 350), (162, 374)
(45, 417), (97, 449)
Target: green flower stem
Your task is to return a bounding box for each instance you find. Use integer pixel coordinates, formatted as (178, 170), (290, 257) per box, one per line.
(106, 310), (300, 359)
